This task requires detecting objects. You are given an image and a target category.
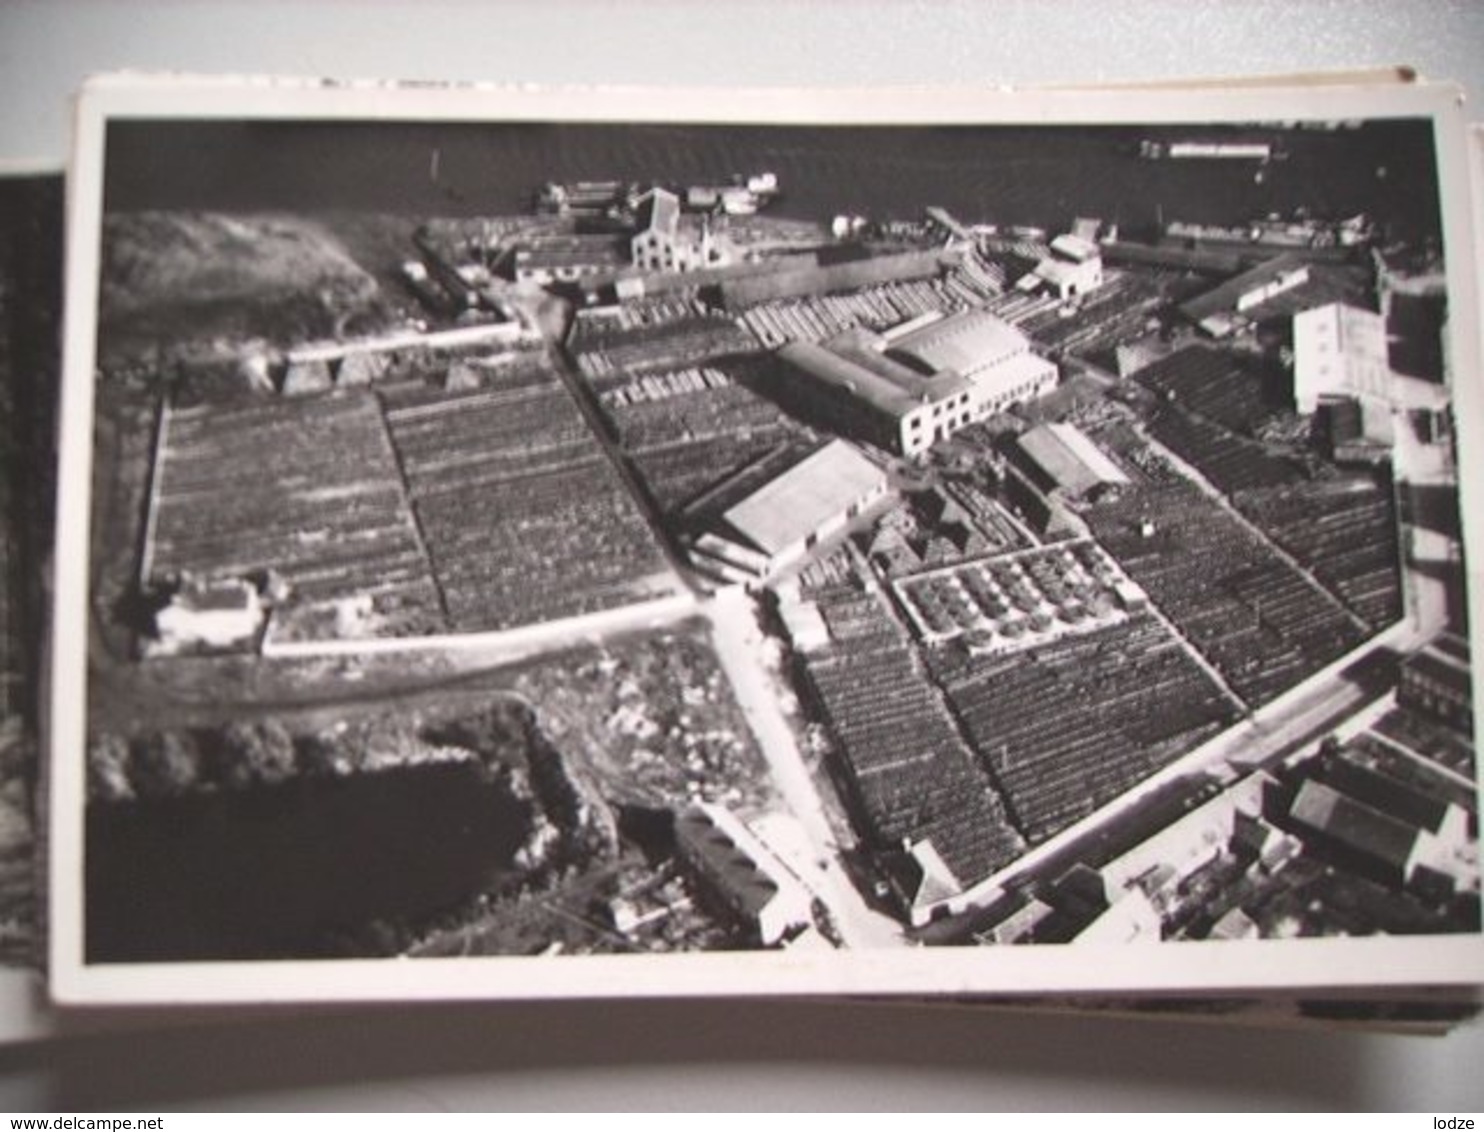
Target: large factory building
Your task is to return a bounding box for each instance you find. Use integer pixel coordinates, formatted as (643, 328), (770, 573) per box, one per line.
(774, 309), (1057, 457)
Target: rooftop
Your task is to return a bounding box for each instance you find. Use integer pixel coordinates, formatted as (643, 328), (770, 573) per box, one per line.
(1288, 778), (1420, 872)
(675, 803), (801, 918)
(722, 439), (886, 558)
(1295, 301), (1389, 360)
(1050, 233), (1100, 263)
(635, 187), (682, 234)
(886, 307), (1031, 377)
(779, 334), (969, 420)
(1016, 422), (1130, 498)
(1179, 252), (1310, 323)
(173, 578), (257, 613)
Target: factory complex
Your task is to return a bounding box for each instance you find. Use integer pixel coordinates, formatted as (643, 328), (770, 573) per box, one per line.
(111, 151), (1477, 954)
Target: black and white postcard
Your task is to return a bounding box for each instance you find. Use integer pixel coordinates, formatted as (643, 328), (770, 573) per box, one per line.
(49, 77), (1484, 1004)
(0, 165), (61, 1031)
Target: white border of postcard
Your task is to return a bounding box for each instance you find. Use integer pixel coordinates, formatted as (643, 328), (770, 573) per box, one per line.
(51, 74), (1484, 1005)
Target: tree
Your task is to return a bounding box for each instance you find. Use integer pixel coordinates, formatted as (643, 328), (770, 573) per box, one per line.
(211, 720), (298, 789)
(129, 731), (199, 797)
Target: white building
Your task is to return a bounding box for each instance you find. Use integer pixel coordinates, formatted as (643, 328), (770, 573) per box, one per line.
(687, 440), (890, 583)
(1293, 302), (1392, 413)
(1019, 233), (1105, 301)
(884, 839), (968, 928)
(775, 310), (1057, 457)
(630, 187), (734, 274)
(885, 308), (1058, 420)
(150, 577), (264, 656)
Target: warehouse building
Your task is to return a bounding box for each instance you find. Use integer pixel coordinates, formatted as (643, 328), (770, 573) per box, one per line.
(1293, 301), (1392, 413)
(1398, 632), (1473, 736)
(1178, 253), (1311, 337)
(774, 311), (1056, 457)
(1012, 421), (1130, 501)
(512, 236), (628, 285)
(673, 803), (813, 947)
(686, 439), (890, 583)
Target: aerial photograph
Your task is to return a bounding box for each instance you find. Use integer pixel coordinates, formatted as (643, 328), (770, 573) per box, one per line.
(76, 109), (1478, 969)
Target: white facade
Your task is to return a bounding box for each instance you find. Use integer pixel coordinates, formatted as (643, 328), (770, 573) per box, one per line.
(630, 187), (734, 273)
(1023, 233), (1105, 301)
(886, 309), (1058, 422)
(1293, 302), (1392, 412)
(151, 578), (264, 655)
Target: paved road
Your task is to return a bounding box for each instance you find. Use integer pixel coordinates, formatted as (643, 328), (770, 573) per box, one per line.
(707, 587), (904, 950)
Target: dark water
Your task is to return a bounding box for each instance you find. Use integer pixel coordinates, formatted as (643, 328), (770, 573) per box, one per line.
(104, 119), (1442, 244)
(86, 761), (533, 962)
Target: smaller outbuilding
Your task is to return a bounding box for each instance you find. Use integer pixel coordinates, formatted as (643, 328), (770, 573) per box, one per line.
(1012, 421), (1130, 501)
(1398, 632), (1473, 736)
(149, 576), (264, 656)
(673, 803), (813, 947)
(1018, 232), (1105, 301)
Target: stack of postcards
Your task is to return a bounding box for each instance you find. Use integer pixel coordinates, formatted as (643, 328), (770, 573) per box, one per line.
(1, 69), (1481, 1038)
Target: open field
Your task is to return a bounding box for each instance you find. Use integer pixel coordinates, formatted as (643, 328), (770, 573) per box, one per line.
(794, 565), (1023, 889)
(99, 212), (400, 369)
(147, 391), (444, 641)
(86, 615), (770, 961)
(384, 379), (680, 632)
(1084, 480), (1366, 706)
(932, 615), (1236, 843)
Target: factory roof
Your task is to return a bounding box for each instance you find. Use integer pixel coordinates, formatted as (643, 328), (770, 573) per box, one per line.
(1016, 422), (1130, 497)
(778, 334), (969, 420)
(722, 440), (886, 557)
(1178, 252), (1309, 324)
(887, 307), (1030, 376)
(1405, 640), (1474, 699)
(718, 247), (953, 310)
(674, 803), (803, 919)
(1288, 779), (1419, 873)
(1320, 758), (1451, 835)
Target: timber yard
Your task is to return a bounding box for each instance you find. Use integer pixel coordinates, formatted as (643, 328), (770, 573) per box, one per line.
(83, 119), (1479, 961)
